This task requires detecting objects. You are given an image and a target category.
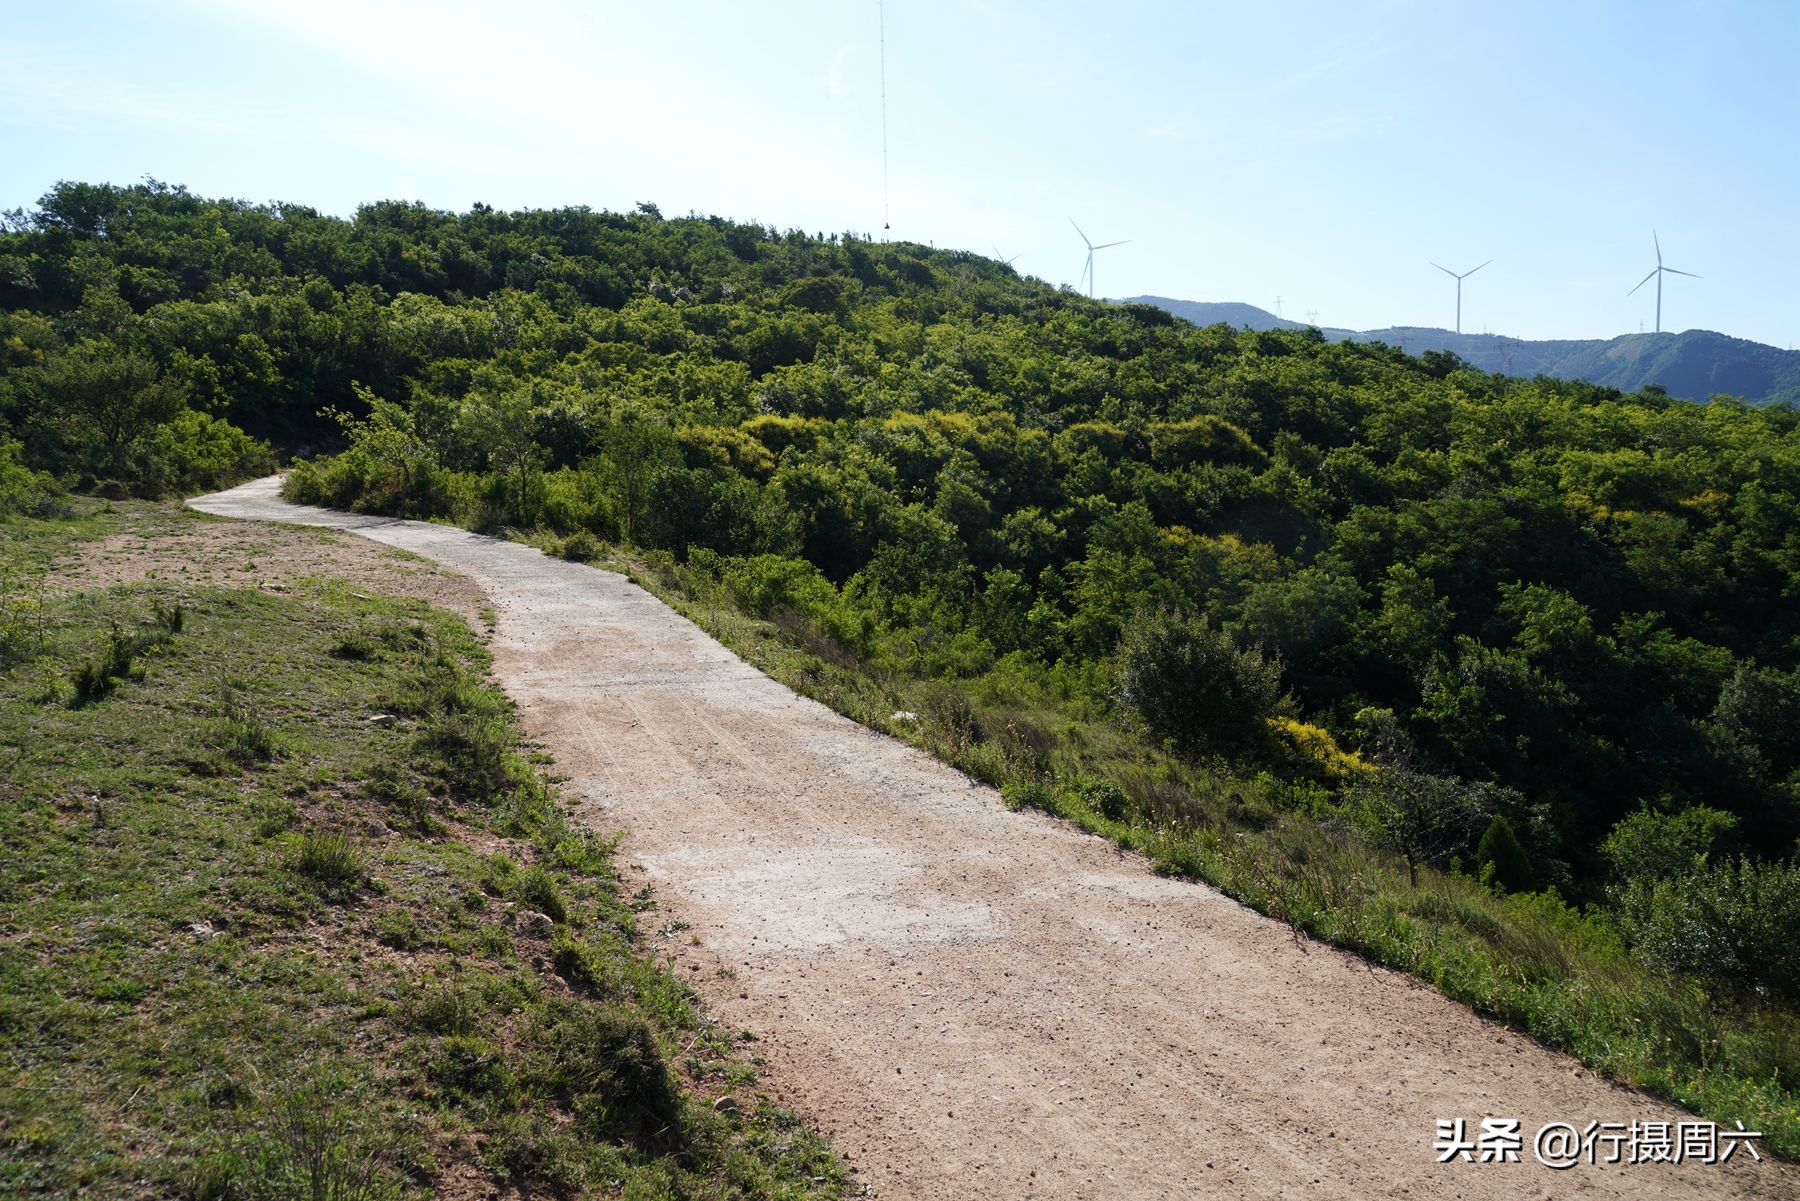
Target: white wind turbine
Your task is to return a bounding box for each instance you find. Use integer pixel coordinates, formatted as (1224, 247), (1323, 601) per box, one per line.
(1070, 219), (1127, 299)
(1430, 259), (1491, 334)
(1628, 231), (1700, 335)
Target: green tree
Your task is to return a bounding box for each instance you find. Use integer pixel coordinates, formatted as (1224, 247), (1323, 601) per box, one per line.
(593, 408), (677, 545)
(1114, 608), (1284, 760)
(1475, 813), (1533, 892)
(459, 387), (545, 523)
(1346, 766), (1495, 887)
(1600, 805), (1738, 883)
(28, 340), (186, 472)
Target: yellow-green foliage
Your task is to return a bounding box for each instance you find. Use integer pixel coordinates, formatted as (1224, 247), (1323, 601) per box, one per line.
(739, 414), (828, 455)
(1148, 415), (1266, 467)
(676, 425), (777, 479)
(1268, 715), (1375, 782)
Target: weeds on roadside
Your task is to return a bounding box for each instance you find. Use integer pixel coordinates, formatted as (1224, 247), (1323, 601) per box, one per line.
(291, 830), (366, 893)
(205, 675), (287, 766)
(68, 599), (185, 707)
(609, 543), (1800, 1160)
(242, 1076), (406, 1201)
(0, 565), (50, 666)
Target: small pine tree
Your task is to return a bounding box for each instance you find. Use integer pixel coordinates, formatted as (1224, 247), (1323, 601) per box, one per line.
(1476, 814), (1533, 892)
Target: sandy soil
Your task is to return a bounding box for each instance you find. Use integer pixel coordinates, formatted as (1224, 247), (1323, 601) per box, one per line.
(189, 476), (1796, 1200)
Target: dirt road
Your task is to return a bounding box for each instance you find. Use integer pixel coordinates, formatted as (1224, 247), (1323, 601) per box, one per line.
(190, 477), (1794, 1200)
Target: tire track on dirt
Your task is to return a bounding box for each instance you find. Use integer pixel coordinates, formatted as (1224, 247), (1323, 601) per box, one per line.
(190, 477), (1795, 1200)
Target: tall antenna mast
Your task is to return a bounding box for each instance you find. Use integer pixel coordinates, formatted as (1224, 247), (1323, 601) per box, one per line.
(879, 0), (891, 235)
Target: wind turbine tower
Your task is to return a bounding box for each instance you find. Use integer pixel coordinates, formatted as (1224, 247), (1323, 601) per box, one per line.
(1628, 232), (1700, 335)
(1070, 219), (1128, 299)
(1430, 259), (1491, 334)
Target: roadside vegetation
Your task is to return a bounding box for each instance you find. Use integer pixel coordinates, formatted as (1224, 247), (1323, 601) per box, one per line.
(0, 501), (844, 1199)
(598, 540), (1800, 1159)
(3, 180), (1799, 1155)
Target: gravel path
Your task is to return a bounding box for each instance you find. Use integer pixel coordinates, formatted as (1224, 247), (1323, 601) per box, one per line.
(190, 476), (1795, 1200)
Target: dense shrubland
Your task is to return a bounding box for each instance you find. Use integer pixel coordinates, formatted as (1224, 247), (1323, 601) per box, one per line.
(5, 180), (1800, 1147)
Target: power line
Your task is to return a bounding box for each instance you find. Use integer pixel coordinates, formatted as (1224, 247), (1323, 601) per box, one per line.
(879, 0), (890, 234)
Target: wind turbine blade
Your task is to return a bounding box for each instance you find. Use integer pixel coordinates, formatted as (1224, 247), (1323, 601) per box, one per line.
(1654, 230), (1662, 265)
(1093, 240), (1129, 250)
(1663, 268), (1701, 279)
(1069, 218), (1093, 249)
(1466, 259), (1493, 277)
(1627, 268), (1658, 296)
(1431, 262), (1457, 278)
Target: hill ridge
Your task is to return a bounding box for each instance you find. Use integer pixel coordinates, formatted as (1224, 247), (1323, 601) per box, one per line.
(1126, 295), (1800, 404)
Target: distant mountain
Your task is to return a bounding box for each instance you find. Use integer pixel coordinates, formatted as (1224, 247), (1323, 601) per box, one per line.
(1124, 296), (1800, 406)
(1124, 297), (1347, 335)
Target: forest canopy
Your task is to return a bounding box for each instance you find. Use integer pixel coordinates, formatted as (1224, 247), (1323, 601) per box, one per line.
(4, 179), (1799, 899)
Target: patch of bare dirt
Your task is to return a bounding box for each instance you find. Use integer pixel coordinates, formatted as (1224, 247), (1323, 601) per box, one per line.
(190, 476), (1799, 1201)
(51, 502), (486, 628)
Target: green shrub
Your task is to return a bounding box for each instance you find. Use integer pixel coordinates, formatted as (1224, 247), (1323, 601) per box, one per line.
(413, 711), (513, 802)
(557, 529), (600, 562)
(1617, 856), (1800, 1005)
(0, 437), (64, 517)
(68, 605), (184, 707)
(478, 1113), (588, 1195)
(514, 864), (567, 922)
(363, 762), (435, 826)
(1601, 804), (1739, 882)
(549, 930), (620, 997)
(1000, 779), (1055, 814)
(405, 983), (479, 1035)
(1078, 778), (1131, 822)
(1476, 814), (1533, 891)
(251, 1079), (402, 1201)
(138, 409), (276, 493)
(920, 685), (982, 754)
(429, 1035), (514, 1100)
(1344, 765), (1494, 887)
(1115, 608), (1284, 760)
(0, 565), (49, 666)
(333, 630), (380, 661)
(530, 999), (681, 1148)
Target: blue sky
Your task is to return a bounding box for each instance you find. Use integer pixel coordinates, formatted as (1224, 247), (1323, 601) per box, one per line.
(4, 0), (1796, 346)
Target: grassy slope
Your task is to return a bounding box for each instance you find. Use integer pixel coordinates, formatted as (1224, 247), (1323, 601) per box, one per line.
(0, 503), (843, 1200)
(574, 539), (1800, 1160)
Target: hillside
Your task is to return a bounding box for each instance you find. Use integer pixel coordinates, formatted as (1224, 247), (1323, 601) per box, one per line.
(0, 499), (844, 1197)
(1127, 296), (1800, 404)
(4, 180), (1800, 1157)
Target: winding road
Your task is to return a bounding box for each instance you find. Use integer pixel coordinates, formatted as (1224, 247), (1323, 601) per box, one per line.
(191, 476), (1793, 1200)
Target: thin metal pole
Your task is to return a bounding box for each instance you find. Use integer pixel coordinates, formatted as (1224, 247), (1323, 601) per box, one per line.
(879, 0), (890, 234)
